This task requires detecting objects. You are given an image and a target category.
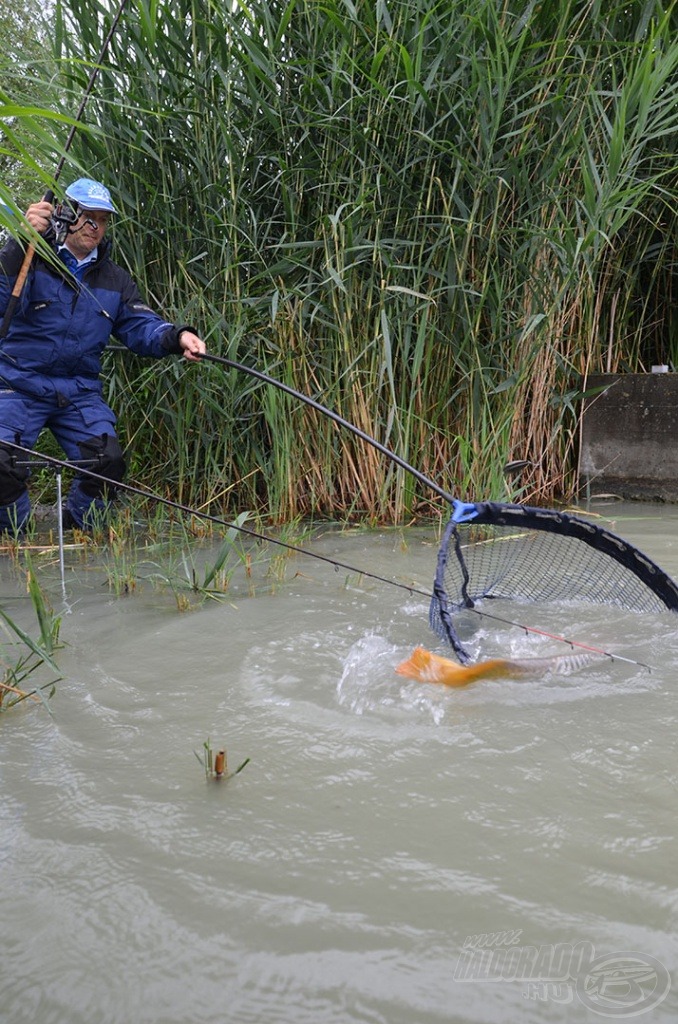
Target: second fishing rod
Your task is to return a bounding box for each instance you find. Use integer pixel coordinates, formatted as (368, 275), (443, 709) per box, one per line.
(1, 436), (648, 670)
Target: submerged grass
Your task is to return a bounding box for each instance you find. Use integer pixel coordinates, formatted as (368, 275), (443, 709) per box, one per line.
(135, 510), (254, 609)
(64, 496), (318, 608)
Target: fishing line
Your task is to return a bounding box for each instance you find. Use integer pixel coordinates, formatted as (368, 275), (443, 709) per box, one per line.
(0, 439), (652, 669)
(0, 439), (431, 597)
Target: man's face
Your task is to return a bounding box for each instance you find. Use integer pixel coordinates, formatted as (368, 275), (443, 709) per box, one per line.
(64, 207), (111, 260)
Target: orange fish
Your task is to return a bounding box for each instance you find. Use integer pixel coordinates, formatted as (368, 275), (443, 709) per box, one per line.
(395, 646), (597, 688)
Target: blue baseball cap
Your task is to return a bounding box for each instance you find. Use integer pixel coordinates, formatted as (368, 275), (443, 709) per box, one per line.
(65, 178), (117, 213)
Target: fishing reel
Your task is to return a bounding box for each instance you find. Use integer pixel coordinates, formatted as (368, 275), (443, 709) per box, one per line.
(50, 199), (81, 246)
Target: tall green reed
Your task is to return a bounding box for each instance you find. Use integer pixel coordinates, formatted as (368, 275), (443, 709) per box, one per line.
(11, 0), (678, 518)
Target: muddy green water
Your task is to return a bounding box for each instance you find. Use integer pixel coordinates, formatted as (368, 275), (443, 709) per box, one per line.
(1, 503), (677, 1024)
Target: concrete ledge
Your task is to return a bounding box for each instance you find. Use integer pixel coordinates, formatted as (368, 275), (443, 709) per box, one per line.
(579, 373), (678, 501)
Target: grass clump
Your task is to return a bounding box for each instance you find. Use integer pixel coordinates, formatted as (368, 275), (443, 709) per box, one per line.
(0, 555), (62, 712)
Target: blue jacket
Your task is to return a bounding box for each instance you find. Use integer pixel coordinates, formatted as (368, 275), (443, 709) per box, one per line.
(0, 236), (187, 402)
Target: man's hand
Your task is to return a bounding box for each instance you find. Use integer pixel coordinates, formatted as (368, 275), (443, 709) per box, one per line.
(25, 201), (54, 235)
(178, 330), (206, 362)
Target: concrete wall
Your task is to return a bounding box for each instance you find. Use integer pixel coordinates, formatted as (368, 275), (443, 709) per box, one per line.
(579, 373), (678, 501)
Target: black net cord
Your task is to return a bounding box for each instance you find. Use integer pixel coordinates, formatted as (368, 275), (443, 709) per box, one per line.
(429, 515), (473, 663)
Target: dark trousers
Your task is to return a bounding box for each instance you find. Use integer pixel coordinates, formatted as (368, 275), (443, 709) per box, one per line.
(0, 387), (122, 530)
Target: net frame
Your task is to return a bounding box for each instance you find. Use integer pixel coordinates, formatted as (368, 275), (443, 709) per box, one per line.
(429, 501), (678, 663)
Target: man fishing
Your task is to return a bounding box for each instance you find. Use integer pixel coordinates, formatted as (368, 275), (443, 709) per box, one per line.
(0, 177), (206, 532)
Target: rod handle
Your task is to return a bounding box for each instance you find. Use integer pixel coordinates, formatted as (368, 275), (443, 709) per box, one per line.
(0, 189), (56, 340)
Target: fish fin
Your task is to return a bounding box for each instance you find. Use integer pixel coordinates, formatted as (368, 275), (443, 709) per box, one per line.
(395, 646), (432, 679)
(396, 647), (481, 687)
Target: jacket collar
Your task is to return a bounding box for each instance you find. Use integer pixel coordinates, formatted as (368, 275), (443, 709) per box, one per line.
(47, 235), (111, 281)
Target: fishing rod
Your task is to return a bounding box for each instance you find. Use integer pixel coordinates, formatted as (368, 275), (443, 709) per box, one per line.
(0, 438), (650, 670)
(0, 0), (129, 340)
(0, 438), (432, 599)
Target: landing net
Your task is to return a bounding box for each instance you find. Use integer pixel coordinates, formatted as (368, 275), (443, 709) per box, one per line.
(430, 501), (678, 663)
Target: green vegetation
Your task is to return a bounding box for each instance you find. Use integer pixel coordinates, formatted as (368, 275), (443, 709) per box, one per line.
(0, 555), (62, 711)
(132, 509), (253, 609)
(0, 0), (65, 211)
(2, 0), (678, 521)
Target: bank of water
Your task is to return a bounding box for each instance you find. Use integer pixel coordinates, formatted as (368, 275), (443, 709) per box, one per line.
(1, 503), (677, 1023)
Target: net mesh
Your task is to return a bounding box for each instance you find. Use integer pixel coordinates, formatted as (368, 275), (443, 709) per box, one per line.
(429, 502), (678, 662)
